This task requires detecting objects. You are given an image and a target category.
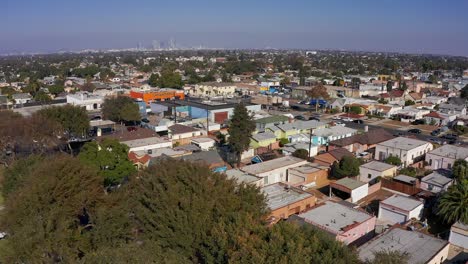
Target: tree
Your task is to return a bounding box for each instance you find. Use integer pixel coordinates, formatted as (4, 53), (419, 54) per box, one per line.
(228, 103), (255, 166)
(386, 81), (393, 92)
(0, 155), (106, 262)
(33, 90), (51, 103)
(437, 181), (468, 224)
(330, 156), (360, 179)
(292, 149), (309, 160)
(453, 159), (468, 183)
(81, 80), (96, 92)
(78, 139), (136, 186)
(36, 104), (89, 137)
(428, 74), (438, 84)
(378, 98), (388, 104)
(348, 106), (362, 115)
(365, 250), (410, 264)
(47, 84), (65, 95)
(398, 167), (417, 177)
(404, 100), (415, 106)
(401, 81), (408, 91)
(156, 70), (183, 88)
(1, 155), (44, 198)
(102, 96), (140, 123)
(306, 83), (330, 100)
(461, 84), (468, 99)
(148, 73), (160, 87)
(385, 155), (402, 166)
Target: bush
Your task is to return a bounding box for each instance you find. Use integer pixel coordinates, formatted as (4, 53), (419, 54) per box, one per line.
(292, 149), (309, 160)
(279, 138), (289, 147)
(385, 155), (402, 166)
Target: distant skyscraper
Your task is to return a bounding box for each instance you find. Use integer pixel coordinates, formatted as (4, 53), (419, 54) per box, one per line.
(137, 42), (143, 50)
(152, 40), (160, 50)
(169, 38), (176, 49)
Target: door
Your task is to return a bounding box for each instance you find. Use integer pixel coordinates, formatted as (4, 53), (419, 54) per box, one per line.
(214, 111), (228, 124)
(380, 208), (407, 224)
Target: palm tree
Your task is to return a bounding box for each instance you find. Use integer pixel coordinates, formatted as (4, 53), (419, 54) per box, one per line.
(437, 181), (468, 224)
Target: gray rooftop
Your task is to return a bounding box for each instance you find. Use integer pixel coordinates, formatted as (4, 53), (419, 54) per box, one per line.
(262, 183), (313, 211)
(358, 228), (449, 264)
(452, 221), (468, 231)
(360, 161), (396, 172)
(380, 194), (422, 211)
(121, 137), (171, 148)
(378, 136), (429, 150)
(251, 132), (277, 142)
(277, 120), (326, 132)
(333, 177), (367, 190)
(421, 170), (453, 188)
(241, 156), (307, 175)
(394, 174), (418, 184)
(428, 145), (468, 160)
(225, 169), (262, 185)
(289, 163), (329, 174)
(313, 126), (357, 138)
(298, 201), (373, 234)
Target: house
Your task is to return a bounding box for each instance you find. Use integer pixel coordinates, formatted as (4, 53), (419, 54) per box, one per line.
(287, 163), (330, 188)
(375, 137), (433, 167)
(66, 92), (104, 111)
(358, 227), (450, 264)
(273, 120), (327, 140)
(438, 103), (466, 116)
(178, 150), (227, 173)
(262, 183), (317, 224)
(378, 194), (423, 224)
(250, 132), (279, 149)
(168, 124), (204, 144)
(329, 129), (394, 155)
(449, 222), (468, 249)
(359, 161), (397, 183)
(379, 90), (406, 105)
(190, 82), (237, 97)
(420, 169), (454, 194)
(423, 111), (452, 126)
(425, 145), (468, 170)
(312, 126), (357, 146)
(240, 156), (308, 186)
(372, 104), (402, 118)
(393, 107), (430, 122)
(255, 115), (289, 132)
(330, 177), (368, 203)
(225, 169), (263, 187)
(190, 137), (216, 151)
(405, 92), (425, 103)
(314, 148), (354, 167)
(12, 93), (32, 105)
(291, 201), (376, 245)
(121, 137), (173, 153)
(282, 142), (318, 158)
(129, 147), (189, 169)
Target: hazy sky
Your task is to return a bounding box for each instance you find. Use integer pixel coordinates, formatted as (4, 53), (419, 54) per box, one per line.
(2, 0), (468, 56)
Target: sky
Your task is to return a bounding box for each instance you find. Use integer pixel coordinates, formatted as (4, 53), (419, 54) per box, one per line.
(2, 0), (468, 56)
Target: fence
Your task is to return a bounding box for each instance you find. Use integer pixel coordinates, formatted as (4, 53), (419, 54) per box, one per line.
(381, 178), (421, 195)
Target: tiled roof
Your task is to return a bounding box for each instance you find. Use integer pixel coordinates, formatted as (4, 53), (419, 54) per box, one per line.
(329, 129), (394, 147)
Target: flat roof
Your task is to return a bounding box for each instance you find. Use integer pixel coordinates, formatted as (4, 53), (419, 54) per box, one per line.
(378, 137), (429, 150)
(289, 163), (329, 174)
(333, 177), (367, 190)
(262, 183), (313, 211)
(360, 161), (396, 172)
(255, 115), (289, 124)
(394, 174), (418, 184)
(380, 194), (422, 211)
(277, 120), (326, 132)
(90, 120), (115, 127)
(421, 170), (453, 187)
(225, 169), (262, 185)
(251, 132), (277, 142)
(358, 228), (449, 264)
(191, 137), (215, 144)
(121, 137), (171, 148)
(298, 201), (373, 235)
(428, 145), (468, 160)
(241, 156), (306, 175)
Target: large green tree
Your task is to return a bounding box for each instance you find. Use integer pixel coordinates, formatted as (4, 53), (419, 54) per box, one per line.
(385, 155), (402, 166)
(78, 138), (136, 186)
(102, 96), (140, 123)
(36, 104), (89, 137)
(437, 181), (468, 224)
(461, 84), (468, 99)
(306, 83), (330, 99)
(453, 159), (468, 182)
(228, 103), (255, 166)
(331, 156), (360, 179)
(365, 250), (410, 264)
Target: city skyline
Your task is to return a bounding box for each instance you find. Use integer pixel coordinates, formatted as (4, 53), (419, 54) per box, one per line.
(3, 0), (468, 56)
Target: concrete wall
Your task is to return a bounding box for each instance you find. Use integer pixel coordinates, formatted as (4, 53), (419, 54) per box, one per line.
(375, 143), (433, 167)
(351, 184), (369, 203)
(425, 153), (464, 170)
(127, 141), (173, 152)
(449, 228), (468, 249)
(338, 216), (376, 245)
(270, 196), (317, 223)
(359, 167), (396, 183)
(426, 243), (450, 264)
(408, 203), (424, 220)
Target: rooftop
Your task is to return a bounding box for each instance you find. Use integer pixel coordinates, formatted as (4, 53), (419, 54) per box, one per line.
(121, 137), (172, 149)
(251, 132), (277, 142)
(428, 145), (468, 160)
(314, 126), (357, 138)
(289, 163), (329, 174)
(394, 174), (418, 184)
(360, 161), (396, 172)
(255, 115), (289, 124)
(277, 120), (326, 132)
(178, 150), (224, 166)
(421, 169), (453, 188)
(332, 177), (367, 190)
(330, 129), (394, 147)
(298, 201), (373, 235)
(225, 169), (262, 185)
(358, 228), (449, 264)
(378, 137), (429, 150)
(241, 156), (307, 175)
(169, 124), (200, 135)
(262, 183), (313, 211)
(380, 194), (423, 211)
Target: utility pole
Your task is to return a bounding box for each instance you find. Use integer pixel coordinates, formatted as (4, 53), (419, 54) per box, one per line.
(308, 128), (313, 158)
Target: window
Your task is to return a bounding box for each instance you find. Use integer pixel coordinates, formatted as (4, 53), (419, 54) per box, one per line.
(429, 159), (432, 165)
(368, 174), (372, 179)
(448, 163), (452, 169)
(263, 177), (269, 185)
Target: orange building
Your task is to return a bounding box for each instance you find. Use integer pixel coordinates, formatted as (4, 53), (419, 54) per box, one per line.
(130, 89), (185, 104)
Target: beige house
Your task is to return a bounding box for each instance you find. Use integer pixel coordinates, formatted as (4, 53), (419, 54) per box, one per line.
(359, 161), (397, 183)
(190, 82), (237, 97)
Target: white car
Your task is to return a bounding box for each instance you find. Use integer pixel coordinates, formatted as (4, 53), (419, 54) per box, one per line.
(334, 121), (345, 126)
(343, 117), (353, 122)
(332, 116), (342, 120)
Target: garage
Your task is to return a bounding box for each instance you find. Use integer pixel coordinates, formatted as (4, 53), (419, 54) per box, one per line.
(379, 207), (407, 224)
(214, 111), (228, 124)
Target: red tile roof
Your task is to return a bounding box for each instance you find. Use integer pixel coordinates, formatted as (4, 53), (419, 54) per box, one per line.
(424, 111), (445, 119)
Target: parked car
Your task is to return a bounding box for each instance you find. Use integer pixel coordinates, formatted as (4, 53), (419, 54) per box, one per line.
(407, 128), (422, 134)
(353, 119), (364, 124)
(342, 117), (353, 122)
(294, 115), (306, 121)
(334, 121), (345, 126)
(394, 131), (406, 137)
(440, 133), (458, 140)
(430, 129), (441, 136)
(411, 119), (425, 125)
(309, 117), (320, 121)
(429, 138), (446, 145)
(332, 116), (342, 120)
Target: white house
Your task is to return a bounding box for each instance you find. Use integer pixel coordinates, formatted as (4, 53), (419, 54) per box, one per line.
(449, 222), (468, 249)
(191, 137), (216, 151)
(420, 170), (454, 194)
(329, 177), (368, 203)
(66, 92), (104, 111)
(312, 126), (357, 146)
(375, 137), (433, 167)
(190, 82), (237, 97)
(425, 145), (468, 170)
(168, 124), (204, 140)
(121, 137), (173, 152)
(378, 194), (423, 224)
(12, 93), (32, 105)
(240, 156), (308, 186)
(359, 161), (397, 183)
